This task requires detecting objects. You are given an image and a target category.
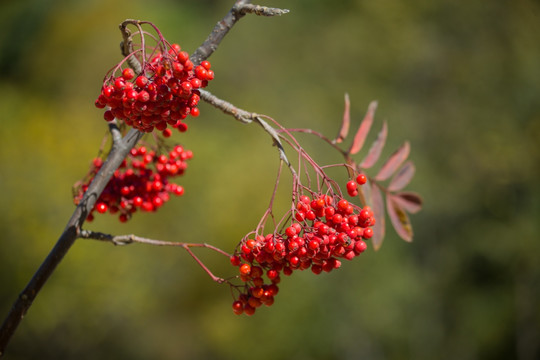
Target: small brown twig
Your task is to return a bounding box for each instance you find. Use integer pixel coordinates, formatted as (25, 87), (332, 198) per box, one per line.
(190, 1), (288, 64)
(79, 230), (231, 284)
(199, 90), (293, 172)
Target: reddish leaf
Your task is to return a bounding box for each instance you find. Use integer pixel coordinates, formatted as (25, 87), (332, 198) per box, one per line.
(388, 161), (415, 191)
(348, 101), (378, 155)
(370, 182), (385, 251)
(375, 141), (410, 181)
(359, 121), (387, 169)
(386, 195), (413, 242)
(393, 192), (423, 214)
(334, 93), (350, 144)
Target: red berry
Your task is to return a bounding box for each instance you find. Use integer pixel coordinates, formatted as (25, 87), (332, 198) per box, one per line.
(169, 43), (181, 54)
(362, 228), (374, 239)
(135, 76), (149, 88)
(285, 226), (297, 238)
(114, 78), (125, 90)
(95, 202), (108, 214)
(201, 60), (211, 70)
(230, 255), (241, 266)
(239, 263), (251, 276)
(177, 51), (189, 64)
(356, 174), (367, 185)
(103, 110), (115, 122)
(122, 68), (135, 80)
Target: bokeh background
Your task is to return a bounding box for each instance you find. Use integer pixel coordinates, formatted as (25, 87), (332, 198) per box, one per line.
(1, 0), (539, 359)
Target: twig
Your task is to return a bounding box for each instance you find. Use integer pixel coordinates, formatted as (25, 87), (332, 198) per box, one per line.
(190, 1), (289, 64)
(79, 230), (231, 284)
(200, 89), (293, 171)
(234, 4), (290, 17)
(199, 89), (256, 124)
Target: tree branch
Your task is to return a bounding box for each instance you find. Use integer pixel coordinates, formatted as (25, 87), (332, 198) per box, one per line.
(200, 89), (293, 171)
(190, 1), (288, 64)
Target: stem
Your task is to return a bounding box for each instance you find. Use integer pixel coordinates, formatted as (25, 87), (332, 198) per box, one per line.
(190, 0), (252, 64)
(79, 230), (231, 284)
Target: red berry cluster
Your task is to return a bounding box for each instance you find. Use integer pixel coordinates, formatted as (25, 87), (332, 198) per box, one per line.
(230, 192), (375, 315)
(95, 43), (214, 136)
(73, 145), (192, 222)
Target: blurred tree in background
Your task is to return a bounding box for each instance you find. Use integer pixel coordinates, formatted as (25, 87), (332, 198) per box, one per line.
(0, 0), (539, 359)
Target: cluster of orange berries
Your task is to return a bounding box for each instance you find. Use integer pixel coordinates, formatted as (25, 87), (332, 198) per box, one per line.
(230, 186), (375, 315)
(95, 43), (214, 136)
(73, 145), (191, 222)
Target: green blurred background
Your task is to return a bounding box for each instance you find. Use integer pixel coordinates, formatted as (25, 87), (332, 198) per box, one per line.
(1, 0), (539, 359)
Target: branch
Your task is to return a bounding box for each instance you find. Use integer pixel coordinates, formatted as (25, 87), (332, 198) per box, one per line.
(200, 90), (293, 171)
(190, 1), (289, 64)
(234, 4), (290, 17)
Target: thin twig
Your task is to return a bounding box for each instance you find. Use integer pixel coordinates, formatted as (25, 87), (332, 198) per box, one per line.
(190, 0), (251, 64)
(199, 89), (255, 124)
(79, 230), (231, 284)
(200, 90), (293, 171)
(234, 4), (290, 17)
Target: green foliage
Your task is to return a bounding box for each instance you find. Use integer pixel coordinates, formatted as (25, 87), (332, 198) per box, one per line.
(1, 0), (539, 359)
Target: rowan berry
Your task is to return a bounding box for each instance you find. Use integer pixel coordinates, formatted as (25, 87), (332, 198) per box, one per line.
(95, 202), (108, 214)
(346, 180), (357, 193)
(103, 110), (115, 122)
(362, 228), (373, 239)
(122, 68), (135, 80)
(356, 174), (367, 185)
(232, 300), (244, 315)
(239, 263), (251, 276)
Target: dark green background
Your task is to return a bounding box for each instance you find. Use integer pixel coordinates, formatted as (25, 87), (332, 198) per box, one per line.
(1, 0), (539, 359)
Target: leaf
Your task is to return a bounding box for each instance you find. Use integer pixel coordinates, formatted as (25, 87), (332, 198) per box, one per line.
(375, 141), (410, 181)
(334, 93), (350, 144)
(388, 161), (415, 191)
(370, 181), (385, 251)
(393, 192), (423, 214)
(386, 195), (413, 242)
(359, 121), (387, 169)
(348, 100), (378, 155)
